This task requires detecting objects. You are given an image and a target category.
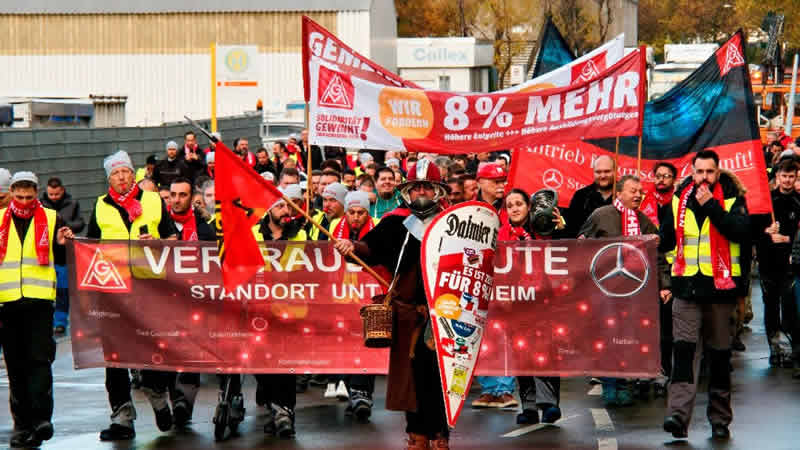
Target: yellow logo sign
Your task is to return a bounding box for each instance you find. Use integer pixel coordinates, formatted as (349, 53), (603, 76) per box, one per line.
(225, 49), (250, 73)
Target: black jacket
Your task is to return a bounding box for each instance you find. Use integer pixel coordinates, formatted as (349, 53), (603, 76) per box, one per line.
(152, 158), (190, 188)
(176, 209), (215, 241)
(659, 171), (750, 302)
(755, 190), (800, 274)
(180, 147), (207, 184)
(40, 191), (85, 234)
(566, 183), (613, 238)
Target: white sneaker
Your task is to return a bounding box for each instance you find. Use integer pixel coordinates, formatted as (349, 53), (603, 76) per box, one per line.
(324, 383), (337, 399)
(335, 380), (349, 401)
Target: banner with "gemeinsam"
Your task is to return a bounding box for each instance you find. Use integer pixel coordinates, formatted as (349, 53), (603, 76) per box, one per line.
(68, 237), (660, 378)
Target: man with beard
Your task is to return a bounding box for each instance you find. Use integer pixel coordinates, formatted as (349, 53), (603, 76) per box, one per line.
(254, 184), (307, 438)
(87, 151), (178, 441)
(756, 159), (800, 368)
(371, 167), (402, 218)
(579, 175), (666, 407)
(152, 141), (190, 188)
(0, 172), (73, 448)
(640, 161), (678, 396)
(233, 137), (256, 168)
(334, 159), (452, 449)
(566, 155), (616, 237)
(660, 150), (750, 440)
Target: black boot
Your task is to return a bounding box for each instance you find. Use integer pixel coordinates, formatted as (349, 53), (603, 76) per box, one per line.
(99, 423), (135, 441)
(663, 415), (687, 438)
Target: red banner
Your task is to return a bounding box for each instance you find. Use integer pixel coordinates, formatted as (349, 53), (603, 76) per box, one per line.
(507, 139), (770, 214)
(308, 48), (646, 154)
(302, 16), (420, 102)
(68, 237), (660, 378)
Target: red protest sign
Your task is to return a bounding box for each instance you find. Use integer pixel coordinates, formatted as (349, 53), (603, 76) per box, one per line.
(309, 49), (646, 154)
(68, 238), (660, 379)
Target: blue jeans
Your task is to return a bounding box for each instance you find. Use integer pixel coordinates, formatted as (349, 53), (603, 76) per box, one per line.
(476, 376), (515, 395)
(53, 265), (69, 328)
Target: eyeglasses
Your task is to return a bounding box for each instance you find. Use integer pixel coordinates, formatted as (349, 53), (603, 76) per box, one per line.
(654, 174), (674, 180)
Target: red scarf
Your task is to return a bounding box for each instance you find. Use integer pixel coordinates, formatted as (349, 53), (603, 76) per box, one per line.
(673, 182), (735, 290)
(509, 225), (531, 241)
(0, 199), (50, 265)
(333, 217), (375, 240)
(614, 198), (640, 236)
(169, 206), (197, 241)
(107, 183), (142, 222)
(654, 188), (674, 206)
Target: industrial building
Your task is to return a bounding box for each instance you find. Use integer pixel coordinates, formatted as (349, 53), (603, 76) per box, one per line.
(0, 0), (398, 126)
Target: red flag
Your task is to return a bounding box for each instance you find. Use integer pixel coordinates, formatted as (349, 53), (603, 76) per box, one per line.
(215, 141), (284, 289)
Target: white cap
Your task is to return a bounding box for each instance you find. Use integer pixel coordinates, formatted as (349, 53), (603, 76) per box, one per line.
(166, 140), (178, 150)
(261, 172), (275, 183)
(211, 132), (221, 141)
(386, 158), (400, 167)
(322, 182), (348, 205)
(345, 191), (370, 211)
(0, 168), (11, 192)
(282, 184), (303, 200)
(358, 152), (374, 164)
(103, 150), (135, 178)
(206, 152), (215, 164)
(289, 133), (299, 141)
(10, 171), (38, 188)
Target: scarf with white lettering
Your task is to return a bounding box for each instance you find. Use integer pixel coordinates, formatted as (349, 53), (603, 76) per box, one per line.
(614, 198), (640, 236)
(0, 199), (49, 265)
(333, 216), (375, 241)
(673, 182), (735, 290)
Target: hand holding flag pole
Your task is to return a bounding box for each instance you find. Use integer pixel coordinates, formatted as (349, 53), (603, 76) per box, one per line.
(184, 116), (390, 290)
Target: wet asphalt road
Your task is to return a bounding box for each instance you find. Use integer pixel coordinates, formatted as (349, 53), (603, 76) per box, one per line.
(2, 284), (799, 449)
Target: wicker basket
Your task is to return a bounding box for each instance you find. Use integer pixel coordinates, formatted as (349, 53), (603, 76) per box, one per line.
(360, 294), (393, 348)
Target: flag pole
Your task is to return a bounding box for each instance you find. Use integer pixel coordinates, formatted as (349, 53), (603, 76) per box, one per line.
(180, 116), (390, 287)
(281, 195), (391, 289)
(636, 134), (643, 173)
(210, 43), (218, 133)
(613, 135), (620, 197)
(305, 102), (312, 213)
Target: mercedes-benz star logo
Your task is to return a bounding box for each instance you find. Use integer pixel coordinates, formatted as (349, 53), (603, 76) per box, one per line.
(590, 243), (649, 297)
(542, 169), (564, 189)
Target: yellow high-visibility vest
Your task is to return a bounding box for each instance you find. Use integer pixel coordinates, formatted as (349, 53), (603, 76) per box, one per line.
(95, 191), (163, 240)
(0, 207), (57, 302)
(307, 210), (327, 241)
(666, 195), (741, 277)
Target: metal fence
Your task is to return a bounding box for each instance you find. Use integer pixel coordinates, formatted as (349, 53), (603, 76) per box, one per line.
(0, 114), (263, 231)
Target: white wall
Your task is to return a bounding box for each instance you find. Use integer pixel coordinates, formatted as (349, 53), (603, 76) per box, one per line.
(0, 52), (310, 127)
(0, 10), (386, 127)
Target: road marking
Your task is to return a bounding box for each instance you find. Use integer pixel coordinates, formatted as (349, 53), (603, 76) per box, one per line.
(501, 414), (579, 438)
(588, 385), (603, 396)
(590, 408), (614, 432)
(598, 437), (618, 450)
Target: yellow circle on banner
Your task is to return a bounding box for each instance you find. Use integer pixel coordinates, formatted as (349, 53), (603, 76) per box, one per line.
(378, 87), (434, 139)
(225, 49), (249, 73)
(435, 293), (461, 319)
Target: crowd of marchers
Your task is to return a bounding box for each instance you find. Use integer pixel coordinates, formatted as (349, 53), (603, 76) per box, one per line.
(1, 126), (799, 448)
